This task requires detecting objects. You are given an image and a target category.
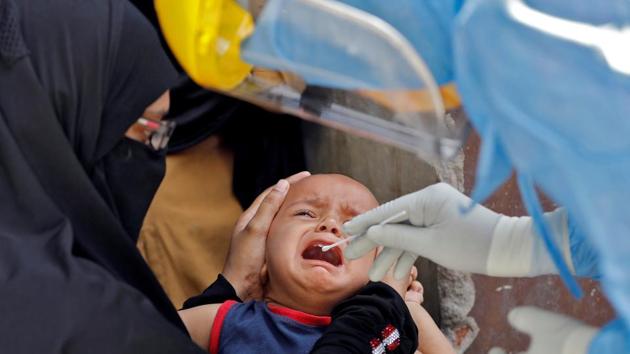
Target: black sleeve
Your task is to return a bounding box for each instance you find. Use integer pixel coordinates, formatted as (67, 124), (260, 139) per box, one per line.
(310, 282), (418, 354)
(181, 274), (241, 310)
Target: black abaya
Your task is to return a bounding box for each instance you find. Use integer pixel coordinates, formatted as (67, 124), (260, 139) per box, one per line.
(0, 0), (203, 352)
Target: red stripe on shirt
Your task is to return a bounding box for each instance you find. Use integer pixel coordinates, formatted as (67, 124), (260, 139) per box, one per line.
(208, 300), (238, 354)
(267, 303), (332, 326)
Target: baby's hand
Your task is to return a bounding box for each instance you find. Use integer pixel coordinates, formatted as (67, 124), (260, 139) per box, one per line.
(382, 265), (421, 300)
(405, 279), (424, 305)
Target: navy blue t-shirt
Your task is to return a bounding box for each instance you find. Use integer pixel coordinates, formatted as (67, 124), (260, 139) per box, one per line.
(210, 300), (331, 354)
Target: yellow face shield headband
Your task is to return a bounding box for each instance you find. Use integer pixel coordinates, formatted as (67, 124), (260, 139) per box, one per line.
(155, 0), (255, 90)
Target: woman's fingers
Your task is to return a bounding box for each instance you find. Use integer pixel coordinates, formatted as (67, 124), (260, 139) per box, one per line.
(223, 172), (310, 300)
(235, 171), (310, 232)
(223, 180), (290, 300)
(286, 171), (311, 184)
(244, 179), (289, 236)
(244, 170), (311, 235)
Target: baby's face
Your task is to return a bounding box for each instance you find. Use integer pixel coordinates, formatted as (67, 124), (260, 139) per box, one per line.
(264, 174), (378, 315)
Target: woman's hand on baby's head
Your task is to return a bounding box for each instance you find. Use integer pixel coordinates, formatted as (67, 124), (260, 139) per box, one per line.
(222, 171), (311, 301)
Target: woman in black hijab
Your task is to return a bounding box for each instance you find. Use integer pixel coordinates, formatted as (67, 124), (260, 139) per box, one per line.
(0, 0), (206, 352)
(0, 0), (419, 352)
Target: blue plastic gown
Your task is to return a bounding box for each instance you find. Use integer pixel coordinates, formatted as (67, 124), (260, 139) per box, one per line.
(569, 217), (600, 279)
(453, 0), (630, 352)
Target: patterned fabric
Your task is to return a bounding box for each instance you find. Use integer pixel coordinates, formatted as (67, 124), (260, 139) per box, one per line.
(370, 324), (401, 354)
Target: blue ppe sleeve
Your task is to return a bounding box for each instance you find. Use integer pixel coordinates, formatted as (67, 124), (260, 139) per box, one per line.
(568, 216), (601, 279)
(517, 175), (582, 298)
(589, 319), (630, 354)
(454, 0), (630, 320)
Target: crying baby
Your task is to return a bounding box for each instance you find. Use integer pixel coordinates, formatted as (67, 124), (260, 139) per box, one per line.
(263, 173), (379, 317)
(179, 174), (453, 354)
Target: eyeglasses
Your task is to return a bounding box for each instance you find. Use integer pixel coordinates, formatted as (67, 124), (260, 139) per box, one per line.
(135, 117), (177, 152)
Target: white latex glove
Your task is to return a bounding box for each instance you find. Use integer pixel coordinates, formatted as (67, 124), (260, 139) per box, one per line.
(488, 306), (598, 354)
(344, 183), (573, 281)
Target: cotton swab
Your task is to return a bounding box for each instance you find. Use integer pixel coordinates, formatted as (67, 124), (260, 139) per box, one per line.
(320, 235), (359, 252)
(321, 210), (408, 252)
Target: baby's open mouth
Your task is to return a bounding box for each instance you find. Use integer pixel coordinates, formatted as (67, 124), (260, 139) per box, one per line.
(302, 242), (342, 267)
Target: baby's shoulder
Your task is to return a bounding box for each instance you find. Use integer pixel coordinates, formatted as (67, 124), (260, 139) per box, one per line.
(178, 302), (226, 349)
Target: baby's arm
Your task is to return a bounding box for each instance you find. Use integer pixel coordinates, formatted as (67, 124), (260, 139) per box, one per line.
(179, 304), (222, 350)
(406, 302), (455, 354)
(382, 265), (454, 353)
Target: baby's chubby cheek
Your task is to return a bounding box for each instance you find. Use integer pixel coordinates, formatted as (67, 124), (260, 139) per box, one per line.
(350, 248), (377, 274)
(344, 257), (373, 286)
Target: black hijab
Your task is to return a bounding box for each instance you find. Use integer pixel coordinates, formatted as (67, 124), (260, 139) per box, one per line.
(0, 0), (202, 352)
(21, 0), (177, 238)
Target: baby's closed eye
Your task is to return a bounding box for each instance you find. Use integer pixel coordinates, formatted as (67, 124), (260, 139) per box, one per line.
(294, 209), (317, 218)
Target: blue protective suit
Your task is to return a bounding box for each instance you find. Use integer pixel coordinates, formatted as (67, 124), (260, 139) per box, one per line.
(453, 0), (630, 352)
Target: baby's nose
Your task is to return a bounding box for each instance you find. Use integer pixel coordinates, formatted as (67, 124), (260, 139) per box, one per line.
(317, 218), (341, 236)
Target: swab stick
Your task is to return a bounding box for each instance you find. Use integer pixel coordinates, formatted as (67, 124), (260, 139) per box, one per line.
(321, 210), (407, 252)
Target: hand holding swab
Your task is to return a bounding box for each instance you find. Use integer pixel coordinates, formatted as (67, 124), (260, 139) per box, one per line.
(321, 210), (407, 252)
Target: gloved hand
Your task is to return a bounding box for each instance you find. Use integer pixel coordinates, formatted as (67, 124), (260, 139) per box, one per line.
(344, 182), (573, 280)
(488, 307), (598, 354)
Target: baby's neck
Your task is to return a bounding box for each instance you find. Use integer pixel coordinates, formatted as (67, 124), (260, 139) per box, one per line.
(263, 286), (335, 316)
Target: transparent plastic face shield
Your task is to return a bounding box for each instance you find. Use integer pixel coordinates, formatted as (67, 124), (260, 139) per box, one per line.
(158, 0), (468, 162)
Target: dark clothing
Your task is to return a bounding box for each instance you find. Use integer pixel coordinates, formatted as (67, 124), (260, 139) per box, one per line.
(184, 279), (418, 354)
(128, 0), (183, 72)
(312, 282), (419, 354)
(182, 274), (241, 309)
(0, 0), (203, 352)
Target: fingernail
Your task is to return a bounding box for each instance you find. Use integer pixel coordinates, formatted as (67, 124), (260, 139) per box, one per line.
(273, 179), (289, 193)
